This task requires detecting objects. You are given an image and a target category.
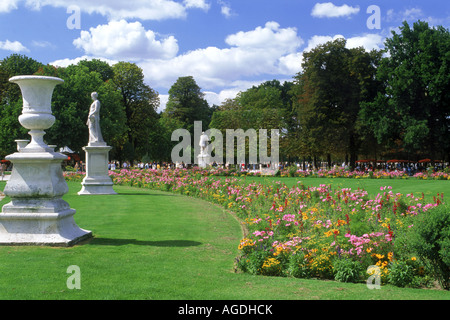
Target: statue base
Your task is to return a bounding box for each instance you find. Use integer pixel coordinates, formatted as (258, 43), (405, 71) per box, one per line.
(0, 210), (92, 246)
(197, 153), (211, 169)
(78, 144), (116, 195)
(0, 151), (92, 246)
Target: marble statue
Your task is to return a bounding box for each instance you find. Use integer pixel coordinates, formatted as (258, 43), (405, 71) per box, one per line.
(87, 92), (104, 145)
(79, 92), (116, 195)
(199, 131), (209, 155)
(197, 131), (210, 168)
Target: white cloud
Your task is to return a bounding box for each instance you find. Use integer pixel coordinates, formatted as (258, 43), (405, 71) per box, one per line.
(311, 2), (360, 18)
(159, 90), (233, 112)
(225, 21), (302, 51)
(0, 40), (29, 52)
(73, 20), (179, 61)
(0, 0), (19, 12)
(140, 21), (303, 90)
(4, 0), (206, 20)
(50, 55), (117, 68)
(304, 33), (384, 53)
(346, 34), (384, 51)
(221, 5), (232, 18)
(278, 52), (303, 75)
(304, 34), (343, 52)
(217, 0), (233, 18)
(158, 94), (169, 113)
(183, 0), (210, 11)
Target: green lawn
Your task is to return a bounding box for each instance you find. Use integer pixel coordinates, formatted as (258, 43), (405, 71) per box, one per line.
(237, 175), (450, 198)
(0, 180), (449, 300)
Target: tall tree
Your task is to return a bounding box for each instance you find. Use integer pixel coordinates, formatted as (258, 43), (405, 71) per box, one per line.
(209, 80), (292, 163)
(163, 76), (211, 134)
(111, 61), (160, 162)
(77, 59), (114, 82)
(360, 20), (450, 162)
(292, 38), (381, 168)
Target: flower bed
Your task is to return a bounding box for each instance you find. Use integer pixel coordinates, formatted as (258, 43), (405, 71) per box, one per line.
(280, 168), (450, 180)
(64, 168), (449, 288)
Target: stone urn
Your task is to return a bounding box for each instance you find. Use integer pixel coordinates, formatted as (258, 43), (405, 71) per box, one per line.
(10, 76), (62, 152)
(0, 75), (92, 246)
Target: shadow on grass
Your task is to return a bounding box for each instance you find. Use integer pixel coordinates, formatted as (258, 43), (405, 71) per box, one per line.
(88, 237), (201, 247)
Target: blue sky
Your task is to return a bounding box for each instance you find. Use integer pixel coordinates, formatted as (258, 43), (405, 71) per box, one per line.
(0, 0), (449, 111)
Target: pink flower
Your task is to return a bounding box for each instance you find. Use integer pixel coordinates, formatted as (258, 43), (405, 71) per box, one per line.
(282, 214), (295, 222)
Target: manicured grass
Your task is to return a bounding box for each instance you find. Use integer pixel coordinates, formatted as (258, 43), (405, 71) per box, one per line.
(0, 180), (449, 300)
(236, 175), (450, 199)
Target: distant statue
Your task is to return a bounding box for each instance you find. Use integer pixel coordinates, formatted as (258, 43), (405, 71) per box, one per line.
(87, 92), (104, 144)
(199, 131), (209, 155)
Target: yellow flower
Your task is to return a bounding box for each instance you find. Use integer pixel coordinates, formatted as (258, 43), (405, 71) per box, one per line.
(262, 257), (280, 269)
(388, 252), (394, 261)
(372, 253), (384, 260)
(238, 238), (254, 250)
(411, 257), (416, 261)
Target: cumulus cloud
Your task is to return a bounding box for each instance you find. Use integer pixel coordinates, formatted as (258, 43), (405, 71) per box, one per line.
(73, 20), (179, 61)
(225, 21), (302, 51)
(311, 2), (360, 18)
(140, 21), (304, 90)
(278, 52), (303, 75)
(0, 40), (29, 52)
(345, 34), (384, 51)
(0, 0), (19, 12)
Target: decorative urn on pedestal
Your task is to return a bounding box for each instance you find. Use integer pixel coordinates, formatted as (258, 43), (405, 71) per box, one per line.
(0, 76), (92, 246)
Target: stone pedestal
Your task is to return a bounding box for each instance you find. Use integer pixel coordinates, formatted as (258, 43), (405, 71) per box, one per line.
(197, 153), (211, 169)
(78, 143), (116, 195)
(0, 151), (92, 246)
(0, 76), (92, 246)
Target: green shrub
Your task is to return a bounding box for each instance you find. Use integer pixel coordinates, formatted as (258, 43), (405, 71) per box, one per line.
(333, 258), (363, 283)
(388, 260), (414, 287)
(288, 252), (311, 278)
(287, 166), (298, 177)
(407, 204), (450, 290)
(238, 250), (271, 275)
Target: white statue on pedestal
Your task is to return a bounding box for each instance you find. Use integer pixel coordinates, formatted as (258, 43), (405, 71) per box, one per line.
(198, 131), (210, 168)
(79, 92), (116, 195)
(199, 131), (209, 155)
(87, 92), (104, 145)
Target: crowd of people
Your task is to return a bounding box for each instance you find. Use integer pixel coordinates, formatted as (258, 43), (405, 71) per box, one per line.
(68, 159), (447, 175)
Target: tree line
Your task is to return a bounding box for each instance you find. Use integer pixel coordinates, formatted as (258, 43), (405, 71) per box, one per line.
(0, 20), (449, 169)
